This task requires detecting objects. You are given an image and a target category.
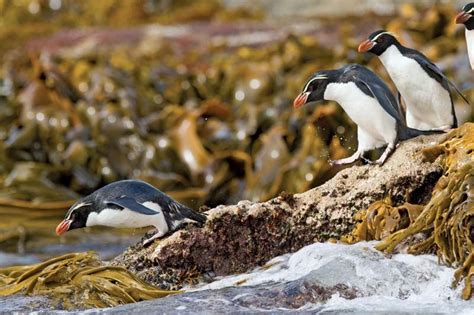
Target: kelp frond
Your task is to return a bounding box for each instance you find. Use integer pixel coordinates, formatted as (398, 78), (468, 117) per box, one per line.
(344, 123), (474, 300)
(0, 252), (180, 309)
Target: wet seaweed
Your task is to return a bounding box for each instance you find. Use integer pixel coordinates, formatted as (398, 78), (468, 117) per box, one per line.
(342, 198), (424, 244)
(0, 252), (180, 309)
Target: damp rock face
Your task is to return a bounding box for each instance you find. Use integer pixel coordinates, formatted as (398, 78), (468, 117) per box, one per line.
(113, 132), (446, 288)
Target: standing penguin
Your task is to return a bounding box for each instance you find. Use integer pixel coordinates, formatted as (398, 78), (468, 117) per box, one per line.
(293, 64), (436, 165)
(358, 30), (468, 131)
(55, 180), (207, 246)
(456, 3), (474, 69)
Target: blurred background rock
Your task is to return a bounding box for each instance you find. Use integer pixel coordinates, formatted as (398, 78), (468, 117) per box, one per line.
(0, 0), (472, 264)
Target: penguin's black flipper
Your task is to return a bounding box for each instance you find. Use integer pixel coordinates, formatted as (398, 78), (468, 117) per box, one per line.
(354, 73), (403, 122)
(106, 197), (158, 215)
(421, 58), (470, 105)
(343, 65), (402, 121)
(397, 91), (406, 121)
(408, 53), (471, 105)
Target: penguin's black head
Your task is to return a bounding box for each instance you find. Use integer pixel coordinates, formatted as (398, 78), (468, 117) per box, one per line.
(293, 70), (335, 108)
(456, 3), (474, 30)
(56, 198), (95, 235)
(358, 30), (398, 56)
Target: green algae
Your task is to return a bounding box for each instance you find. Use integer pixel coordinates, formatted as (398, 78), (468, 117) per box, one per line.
(0, 252), (180, 309)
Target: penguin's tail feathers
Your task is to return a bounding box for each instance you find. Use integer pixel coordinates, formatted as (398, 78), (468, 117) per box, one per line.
(172, 202), (207, 226)
(400, 127), (445, 141)
(184, 207), (207, 225)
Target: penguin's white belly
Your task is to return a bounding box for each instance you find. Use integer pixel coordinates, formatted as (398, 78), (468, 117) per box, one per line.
(86, 201), (169, 233)
(324, 82), (397, 143)
(379, 46), (453, 130)
(466, 29), (474, 70)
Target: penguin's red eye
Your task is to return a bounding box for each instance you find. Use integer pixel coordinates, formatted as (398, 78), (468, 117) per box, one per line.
(377, 37), (385, 43)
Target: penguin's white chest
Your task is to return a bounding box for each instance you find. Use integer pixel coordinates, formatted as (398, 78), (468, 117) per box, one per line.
(86, 201), (169, 233)
(324, 82), (397, 143)
(378, 45), (453, 130)
(465, 29), (474, 70)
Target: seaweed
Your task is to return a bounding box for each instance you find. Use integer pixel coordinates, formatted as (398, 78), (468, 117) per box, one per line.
(0, 252), (180, 309)
(345, 123), (474, 299)
(342, 198), (424, 244)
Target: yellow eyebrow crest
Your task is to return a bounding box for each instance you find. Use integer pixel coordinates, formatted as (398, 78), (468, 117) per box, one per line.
(303, 75), (328, 92)
(371, 31), (395, 41)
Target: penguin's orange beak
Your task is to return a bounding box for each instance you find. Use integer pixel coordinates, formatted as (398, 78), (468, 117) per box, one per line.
(56, 219), (72, 236)
(358, 39), (375, 53)
(293, 92), (309, 109)
(455, 11), (472, 24)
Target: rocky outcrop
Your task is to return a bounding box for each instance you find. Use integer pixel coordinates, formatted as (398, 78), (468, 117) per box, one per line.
(113, 132), (445, 288)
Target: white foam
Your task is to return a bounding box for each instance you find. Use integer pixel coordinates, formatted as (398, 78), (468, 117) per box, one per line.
(193, 242), (473, 313)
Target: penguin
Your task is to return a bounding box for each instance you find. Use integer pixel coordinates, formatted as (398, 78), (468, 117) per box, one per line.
(455, 3), (474, 70)
(293, 64), (438, 165)
(55, 180), (207, 246)
(358, 30), (469, 131)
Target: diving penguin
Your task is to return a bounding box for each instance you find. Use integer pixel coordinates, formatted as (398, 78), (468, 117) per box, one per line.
(455, 3), (474, 69)
(293, 64), (437, 165)
(358, 30), (469, 131)
(56, 180), (207, 246)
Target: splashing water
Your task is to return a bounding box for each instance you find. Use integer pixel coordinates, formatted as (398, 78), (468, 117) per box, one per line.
(3, 242), (473, 313)
(91, 242), (473, 314)
(186, 242), (471, 313)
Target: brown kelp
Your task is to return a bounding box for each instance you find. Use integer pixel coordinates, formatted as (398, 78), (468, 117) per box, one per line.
(1, 3), (469, 217)
(342, 199), (424, 243)
(0, 252), (180, 309)
(345, 123), (474, 299)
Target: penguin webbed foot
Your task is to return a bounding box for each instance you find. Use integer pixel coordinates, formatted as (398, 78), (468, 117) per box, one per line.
(439, 126), (452, 133)
(330, 146), (394, 166)
(329, 152), (363, 166)
(373, 142), (396, 165)
(142, 230), (166, 247)
(142, 238), (155, 247)
(427, 125), (451, 133)
(360, 156), (375, 165)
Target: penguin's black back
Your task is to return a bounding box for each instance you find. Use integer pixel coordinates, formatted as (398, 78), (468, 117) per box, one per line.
(91, 180), (170, 205)
(91, 180), (206, 229)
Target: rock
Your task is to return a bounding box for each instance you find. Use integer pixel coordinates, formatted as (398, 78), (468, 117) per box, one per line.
(112, 132), (445, 288)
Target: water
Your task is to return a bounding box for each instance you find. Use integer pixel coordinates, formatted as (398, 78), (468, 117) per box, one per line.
(84, 242), (472, 314)
(3, 241), (472, 313)
(0, 233), (140, 267)
(0, 252), (40, 267)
